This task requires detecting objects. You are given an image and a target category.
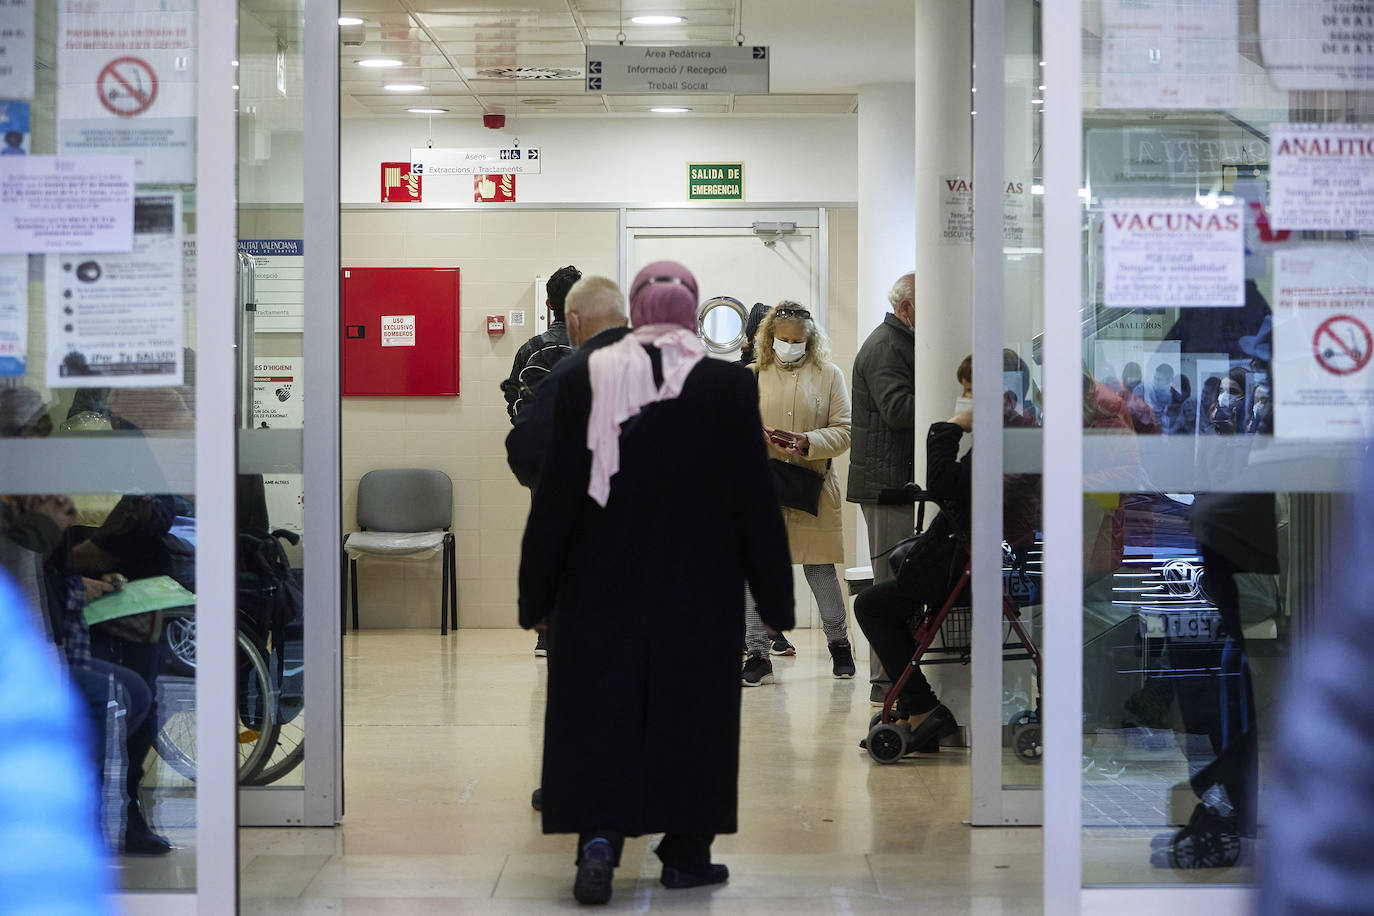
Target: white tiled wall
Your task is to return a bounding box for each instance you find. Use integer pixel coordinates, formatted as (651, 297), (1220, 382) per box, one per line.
(341, 209), (618, 628)
(338, 207), (859, 629)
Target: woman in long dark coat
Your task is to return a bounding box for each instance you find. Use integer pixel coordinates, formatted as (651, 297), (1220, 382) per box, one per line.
(517, 262), (794, 905)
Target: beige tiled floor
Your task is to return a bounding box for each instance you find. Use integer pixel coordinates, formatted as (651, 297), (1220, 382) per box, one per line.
(238, 628), (1044, 913)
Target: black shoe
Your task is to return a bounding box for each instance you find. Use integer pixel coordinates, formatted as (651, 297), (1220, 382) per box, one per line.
(828, 640), (856, 678)
(769, 633), (795, 656)
(905, 705), (958, 750)
(741, 653), (774, 686)
(531, 788), (542, 811)
(535, 632), (548, 657)
(661, 863), (729, 889)
(870, 684), (889, 706)
(122, 802), (172, 856)
(574, 838), (615, 905)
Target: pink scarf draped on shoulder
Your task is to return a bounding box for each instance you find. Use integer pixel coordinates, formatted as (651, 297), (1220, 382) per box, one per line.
(585, 324), (706, 506)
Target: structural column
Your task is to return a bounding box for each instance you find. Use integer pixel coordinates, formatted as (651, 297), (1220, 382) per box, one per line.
(911, 0), (973, 488)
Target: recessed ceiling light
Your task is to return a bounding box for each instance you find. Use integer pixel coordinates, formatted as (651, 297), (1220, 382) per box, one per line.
(650, 106), (690, 113)
(407, 107), (448, 114)
(521, 98), (559, 105)
(356, 58), (403, 69)
(338, 16), (364, 26)
(631, 15), (685, 25)
(385, 83), (426, 92)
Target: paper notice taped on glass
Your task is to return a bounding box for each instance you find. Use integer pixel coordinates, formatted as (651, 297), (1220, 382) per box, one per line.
(0, 155), (135, 254)
(58, 0), (197, 184)
(1274, 245), (1374, 439)
(1270, 124), (1374, 230)
(1103, 199), (1245, 308)
(0, 254), (26, 377)
(1260, 0), (1374, 90)
(1100, 0), (1238, 109)
(45, 191), (184, 388)
(253, 356), (303, 428)
(0, 0), (35, 101)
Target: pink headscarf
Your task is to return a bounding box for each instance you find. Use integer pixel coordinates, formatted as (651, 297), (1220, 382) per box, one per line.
(629, 261), (699, 330)
(585, 261), (707, 506)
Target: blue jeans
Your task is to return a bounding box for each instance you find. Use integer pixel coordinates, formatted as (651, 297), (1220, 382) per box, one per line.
(70, 658), (152, 802)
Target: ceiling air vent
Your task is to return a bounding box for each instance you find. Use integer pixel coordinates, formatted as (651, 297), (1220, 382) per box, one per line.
(472, 66), (583, 80)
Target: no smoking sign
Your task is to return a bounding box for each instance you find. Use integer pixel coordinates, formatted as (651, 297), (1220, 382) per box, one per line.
(98, 56), (159, 118)
(1313, 314), (1373, 376)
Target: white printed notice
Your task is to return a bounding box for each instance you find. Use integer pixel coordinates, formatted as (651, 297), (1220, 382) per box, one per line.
(380, 314), (416, 347)
(1260, 0), (1374, 90)
(1273, 245), (1374, 438)
(238, 239), (302, 333)
(58, 0), (196, 184)
(938, 176), (1032, 245)
(252, 357), (302, 428)
(45, 191), (183, 388)
(0, 0), (34, 100)
(1270, 124), (1374, 230)
(0, 155), (134, 254)
(1103, 200), (1245, 307)
(0, 254), (26, 376)
(1101, 0), (1238, 109)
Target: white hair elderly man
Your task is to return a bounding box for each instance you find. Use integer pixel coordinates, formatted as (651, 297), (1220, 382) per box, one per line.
(846, 271), (917, 704)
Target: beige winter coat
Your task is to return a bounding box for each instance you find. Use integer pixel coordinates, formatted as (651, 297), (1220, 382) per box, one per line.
(754, 358), (852, 564)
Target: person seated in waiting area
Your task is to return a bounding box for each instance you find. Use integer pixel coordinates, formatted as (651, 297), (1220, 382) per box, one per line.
(854, 355), (1039, 754)
(0, 495), (171, 855)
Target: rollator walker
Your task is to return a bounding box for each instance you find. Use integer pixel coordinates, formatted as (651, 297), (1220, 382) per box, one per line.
(865, 483), (1044, 765)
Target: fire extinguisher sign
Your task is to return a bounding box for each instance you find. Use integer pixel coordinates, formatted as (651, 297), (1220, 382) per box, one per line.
(380, 314), (417, 347)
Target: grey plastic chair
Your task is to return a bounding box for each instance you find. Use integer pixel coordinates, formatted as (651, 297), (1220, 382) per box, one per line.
(343, 469), (457, 635)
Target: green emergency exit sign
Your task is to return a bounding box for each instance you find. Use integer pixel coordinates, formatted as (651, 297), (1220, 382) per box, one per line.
(688, 162), (744, 200)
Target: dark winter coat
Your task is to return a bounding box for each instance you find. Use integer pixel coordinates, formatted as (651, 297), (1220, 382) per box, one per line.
(505, 325), (631, 490)
(847, 313), (916, 503)
(500, 321), (572, 419)
(517, 348), (795, 839)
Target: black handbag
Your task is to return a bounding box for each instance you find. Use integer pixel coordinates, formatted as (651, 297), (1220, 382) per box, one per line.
(769, 459), (827, 516)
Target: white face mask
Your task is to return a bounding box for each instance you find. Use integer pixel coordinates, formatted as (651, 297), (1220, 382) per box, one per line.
(955, 395), (974, 415)
(774, 339), (807, 364)
(1216, 392), (1237, 411)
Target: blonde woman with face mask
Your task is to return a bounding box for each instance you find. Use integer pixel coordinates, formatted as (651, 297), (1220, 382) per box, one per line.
(741, 302), (856, 686)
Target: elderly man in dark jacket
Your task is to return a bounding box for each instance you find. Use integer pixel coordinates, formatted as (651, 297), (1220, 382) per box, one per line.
(847, 271), (916, 700)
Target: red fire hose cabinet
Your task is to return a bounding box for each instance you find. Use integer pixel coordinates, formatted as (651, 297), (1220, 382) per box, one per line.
(342, 267), (460, 396)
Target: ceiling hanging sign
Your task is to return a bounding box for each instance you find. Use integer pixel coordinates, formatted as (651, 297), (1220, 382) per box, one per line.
(1100, 0), (1238, 109)
(1260, 0), (1374, 90)
(57, 0), (197, 184)
(411, 147), (542, 177)
(1102, 199), (1245, 308)
(688, 162), (743, 200)
(0, 0), (35, 100)
(1270, 124), (1374, 230)
(585, 44), (769, 93)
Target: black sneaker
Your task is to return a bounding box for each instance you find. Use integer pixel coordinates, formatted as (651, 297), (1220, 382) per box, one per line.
(535, 632), (548, 657)
(531, 788), (542, 811)
(769, 633), (796, 656)
(828, 640), (856, 678)
(661, 863), (729, 889)
(741, 654), (774, 686)
(574, 837), (616, 905)
(905, 704), (959, 750)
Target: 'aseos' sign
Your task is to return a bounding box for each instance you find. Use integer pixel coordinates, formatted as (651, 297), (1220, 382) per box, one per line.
(1103, 199), (1244, 308)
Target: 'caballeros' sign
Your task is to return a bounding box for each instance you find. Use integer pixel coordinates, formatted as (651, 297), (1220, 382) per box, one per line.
(1103, 199), (1244, 308)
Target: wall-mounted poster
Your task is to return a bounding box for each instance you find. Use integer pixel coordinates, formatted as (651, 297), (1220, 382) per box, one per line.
(0, 100), (30, 155)
(0, 253), (26, 376)
(0, 0), (35, 100)
(44, 191), (183, 388)
(1261, 0), (1374, 90)
(1101, 0), (1238, 109)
